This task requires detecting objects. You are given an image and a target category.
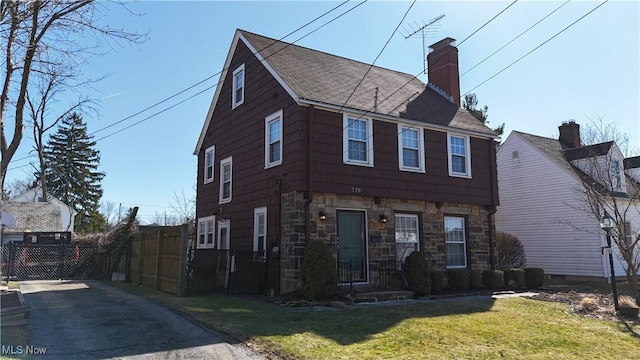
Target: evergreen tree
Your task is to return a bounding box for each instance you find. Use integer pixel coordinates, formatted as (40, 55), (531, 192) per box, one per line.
(462, 93), (505, 136)
(44, 112), (106, 233)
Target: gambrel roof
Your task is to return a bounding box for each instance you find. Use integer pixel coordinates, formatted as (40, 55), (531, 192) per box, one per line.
(195, 29), (496, 154)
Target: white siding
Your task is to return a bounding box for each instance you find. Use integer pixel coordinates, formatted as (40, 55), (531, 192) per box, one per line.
(496, 133), (606, 278)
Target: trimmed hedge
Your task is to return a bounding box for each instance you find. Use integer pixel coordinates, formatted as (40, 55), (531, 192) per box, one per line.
(482, 270), (504, 290)
(430, 270), (445, 294)
(403, 252), (431, 296)
(524, 268), (545, 289)
(447, 270), (470, 291)
(504, 269), (526, 289)
(469, 269), (483, 290)
(300, 240), (338, 300)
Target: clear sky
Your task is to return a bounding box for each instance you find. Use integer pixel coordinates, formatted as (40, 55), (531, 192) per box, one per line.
(5, 0), (639, 224)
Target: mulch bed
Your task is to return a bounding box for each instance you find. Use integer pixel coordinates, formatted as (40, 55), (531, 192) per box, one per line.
(528, 290), (639, 323)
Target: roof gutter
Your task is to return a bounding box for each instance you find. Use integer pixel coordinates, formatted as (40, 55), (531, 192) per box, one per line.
(296, 98), (499, 140)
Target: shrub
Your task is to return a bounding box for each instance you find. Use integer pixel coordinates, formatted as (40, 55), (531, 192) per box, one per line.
(495, 231), (526, 270)
(430, 270), (445, 295)
(468, 269), (483, 290)
(482, 269), (504, 290)
(403, 252), (431, 296)
(524, 268), (545, 289)
(503, 269), (525, 289)
(300, 240), (338, 300)
(447, 270), (470, 291)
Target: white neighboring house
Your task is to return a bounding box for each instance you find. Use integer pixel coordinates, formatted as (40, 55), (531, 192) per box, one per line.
(0, 187), (76, 244)
(495, 121), (640, 279)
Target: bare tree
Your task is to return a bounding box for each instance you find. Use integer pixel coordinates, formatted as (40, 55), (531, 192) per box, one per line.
(169, 186), (196, 224)
(1, 176), (33, 199)
(574, 117), (640, 304)
(0, 1), (146, 192)
(100, 200), (118, 230)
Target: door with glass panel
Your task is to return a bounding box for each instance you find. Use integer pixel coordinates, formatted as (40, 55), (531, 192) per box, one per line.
(337, 210), (367, 282)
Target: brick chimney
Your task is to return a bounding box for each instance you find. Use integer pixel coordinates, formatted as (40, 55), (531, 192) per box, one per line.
(427, 37), (460, 107)
(558, 121), (581, 148)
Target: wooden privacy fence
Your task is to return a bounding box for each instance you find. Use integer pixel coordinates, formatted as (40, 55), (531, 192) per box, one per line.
(127, 225), (190, 296)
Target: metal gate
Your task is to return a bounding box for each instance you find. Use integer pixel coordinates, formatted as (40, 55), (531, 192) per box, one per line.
(1, 242), (110, 281)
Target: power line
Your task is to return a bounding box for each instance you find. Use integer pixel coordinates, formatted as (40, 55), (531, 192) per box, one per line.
(457, 0), (519, 47)
(461, 0), (571, 77)
(464, 0), (608, 96)
(91, 0), (365, 142)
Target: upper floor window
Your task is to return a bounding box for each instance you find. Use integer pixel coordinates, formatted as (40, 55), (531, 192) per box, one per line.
(395, 213), (420, 263)
(611, 160), (622, 190)
(204, 146), (215, 184)
(343, 114), (373, 167)
(197, 216), (215, 249)
(448, 134), (471, 178)
(265, 110), (283, 168)
(445, 216), (467, 268)
(398, 125), (425, 172)
(219, 156), (232, 204)
(232, 64), (245, 108)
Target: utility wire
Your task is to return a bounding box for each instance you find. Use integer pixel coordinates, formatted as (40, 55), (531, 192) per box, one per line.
(457, 0), (519, 47)
(464, 0), (608, 95)
(93, 0), (367, 142)
(461, 0), (571, 77)
(338, 0), (416, 112)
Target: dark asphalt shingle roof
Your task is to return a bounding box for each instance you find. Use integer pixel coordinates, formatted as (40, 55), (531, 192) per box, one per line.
(239, 30), (495, 136)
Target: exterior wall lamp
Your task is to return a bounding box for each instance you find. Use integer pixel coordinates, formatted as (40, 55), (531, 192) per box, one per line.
(319, 211), (327, 221)
(599, 211), (619, 312)
(379, 215), (388, 223)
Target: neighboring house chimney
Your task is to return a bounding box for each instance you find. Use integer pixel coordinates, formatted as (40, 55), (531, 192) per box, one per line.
(427, 37), (460, 107)
(558, 121), (581, 148)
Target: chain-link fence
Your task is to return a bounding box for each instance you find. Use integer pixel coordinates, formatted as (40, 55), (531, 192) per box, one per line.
(1, 243), (110, 281)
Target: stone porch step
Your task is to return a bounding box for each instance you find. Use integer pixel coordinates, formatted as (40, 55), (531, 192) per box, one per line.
(349, 290), (414, 303)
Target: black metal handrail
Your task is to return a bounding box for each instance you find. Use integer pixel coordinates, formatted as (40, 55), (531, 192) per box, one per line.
(337, 261), (354, 294)
(377, 260), (407, 290)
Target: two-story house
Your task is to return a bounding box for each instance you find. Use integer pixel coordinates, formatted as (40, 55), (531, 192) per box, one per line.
(194, 29), (499, 294)
(495, 121), (640, 280)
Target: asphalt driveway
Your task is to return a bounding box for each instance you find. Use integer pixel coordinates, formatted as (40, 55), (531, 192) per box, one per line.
(2, 280), (262, 360)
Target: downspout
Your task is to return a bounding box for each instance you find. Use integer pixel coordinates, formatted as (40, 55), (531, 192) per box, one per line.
(304, 105), (315, 247)
(488, 140), (499, 270)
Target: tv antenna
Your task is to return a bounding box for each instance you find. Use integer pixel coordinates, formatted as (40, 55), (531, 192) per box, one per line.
(401, 14), (445, 81)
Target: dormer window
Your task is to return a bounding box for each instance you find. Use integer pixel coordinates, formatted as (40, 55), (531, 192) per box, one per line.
(611, 160), (621, 190)
(232, 64), (245, 108)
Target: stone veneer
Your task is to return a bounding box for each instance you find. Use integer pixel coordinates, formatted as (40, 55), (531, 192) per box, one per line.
(279, 191), (494, 294)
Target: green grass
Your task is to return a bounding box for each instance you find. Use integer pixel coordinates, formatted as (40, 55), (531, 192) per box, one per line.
(110, 282), (640, 360)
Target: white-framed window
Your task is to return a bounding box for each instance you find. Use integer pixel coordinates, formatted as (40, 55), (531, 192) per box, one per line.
(197, 216), (215, 249)
(204, 146), (215, 184)
(232, 64), (245, 108)
(448, 134), (471, 178)
(611, 160), (622, 191)
(219, 156), (232, 204)
(253, 207), (267, 260)
(445, 216), (467, 268)
(217, 220), (230, 250)
(398, 125), (425, 172)
(621, 221), (633, 246)
(395, 213), (420, 263)
(265, 110), (283, 168)
(343, 114), (374, 167)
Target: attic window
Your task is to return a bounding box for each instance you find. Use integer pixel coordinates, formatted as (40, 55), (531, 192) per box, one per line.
(232, 64), (245, 109)
(512, 151), (519, 159)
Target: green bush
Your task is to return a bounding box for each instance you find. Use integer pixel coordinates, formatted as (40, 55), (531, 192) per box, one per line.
(482, 270), (504, 290)
(468, 269), (483, 290)
(503, 269), (526, 289)
(403, 252), (431, 296)
(430, 270), (445, 294)
(446, 270), (470, 291)
(524, 268), (545, 289)
(300, 240), (338, 300)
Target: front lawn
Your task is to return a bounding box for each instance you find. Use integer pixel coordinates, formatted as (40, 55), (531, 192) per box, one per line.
(112, 283), (639, 359)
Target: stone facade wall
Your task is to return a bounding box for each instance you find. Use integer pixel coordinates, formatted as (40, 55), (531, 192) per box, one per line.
(279, 191), (494, 294)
